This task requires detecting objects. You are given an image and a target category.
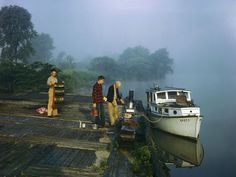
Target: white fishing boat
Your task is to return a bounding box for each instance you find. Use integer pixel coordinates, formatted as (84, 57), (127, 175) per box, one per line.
(146, 86), (203, 139)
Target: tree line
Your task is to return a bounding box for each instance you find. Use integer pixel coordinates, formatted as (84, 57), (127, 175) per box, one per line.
(0, 5), (173, 94)
(89, 46), (173, 81)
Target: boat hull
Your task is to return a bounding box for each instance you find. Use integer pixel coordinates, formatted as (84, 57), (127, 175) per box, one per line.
(151, 129), (204, 166)
(149, 114), (203, 139)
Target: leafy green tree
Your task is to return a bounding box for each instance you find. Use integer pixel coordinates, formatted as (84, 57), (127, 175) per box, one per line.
(60, 70), (96, 93)
(28, 62), (57, 91)
(125, 60), (151, 81)
(50, 52), (79, 70)
(88, 47), (173, 81)
(57, 55), (76, 70)
(0, 5), (37, 63)
(118, 46), (173, 80)
(56, 52), (66, 63)
(89, 56), (121, 80)
(119, 46), (150, 64)
(63, 55), (75, 69)
(0, 60), (16, 93)
(29, 33), (54, 63)
(149, 48), (173, 79)
(0, 60), (56, 93)
(118, 46), (151, 80)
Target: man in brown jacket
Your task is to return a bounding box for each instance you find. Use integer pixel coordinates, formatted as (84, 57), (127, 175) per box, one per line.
(107, 81), (124, 126)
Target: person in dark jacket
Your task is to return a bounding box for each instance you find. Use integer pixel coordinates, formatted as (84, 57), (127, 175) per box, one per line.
(107, 81), (124, 126)
(92, 75), (107, 127)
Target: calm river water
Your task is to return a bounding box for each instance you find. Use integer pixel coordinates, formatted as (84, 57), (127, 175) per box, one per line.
(122, 72), (236, 177)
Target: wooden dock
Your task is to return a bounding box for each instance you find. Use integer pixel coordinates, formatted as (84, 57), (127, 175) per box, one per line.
(0, 93), (163, 177)
(0, 95), (111, 177)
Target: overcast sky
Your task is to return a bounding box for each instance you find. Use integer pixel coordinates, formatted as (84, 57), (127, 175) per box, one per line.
(1, 0), (236, 75)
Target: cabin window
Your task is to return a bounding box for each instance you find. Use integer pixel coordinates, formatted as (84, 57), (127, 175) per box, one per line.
(150, 93), (153, 102)
(155, 107), (158, 111)
(147, 92), (150, 102)
(158, 108), (162, 113)
(168, 92), (177, 99)
(157, 92), (166, 99)
(173, 110), (177, 115)
(164, 108), (169, 113)
(179, 91), (189, 99)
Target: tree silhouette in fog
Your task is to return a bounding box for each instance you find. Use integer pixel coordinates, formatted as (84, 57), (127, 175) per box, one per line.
(89, 46), (173, 81)
(0, 5), (37, 63)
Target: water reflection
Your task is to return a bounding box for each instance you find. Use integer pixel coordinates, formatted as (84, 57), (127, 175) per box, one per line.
(151, 129), (204, 175)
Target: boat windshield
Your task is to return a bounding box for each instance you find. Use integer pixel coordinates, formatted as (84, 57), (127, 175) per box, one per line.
(168, 91), (178, 99)
(157, 92), (166, 99)
(154, 90), (191, 102)
(167, 91), (190, 100)
(179, 91), (189, 99)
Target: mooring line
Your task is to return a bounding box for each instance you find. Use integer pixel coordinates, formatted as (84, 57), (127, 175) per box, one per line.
(137, 111), (164, 124)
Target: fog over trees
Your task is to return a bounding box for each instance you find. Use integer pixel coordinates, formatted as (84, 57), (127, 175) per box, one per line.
(0, 0), (236, 93)
(0, 4), (174, 93)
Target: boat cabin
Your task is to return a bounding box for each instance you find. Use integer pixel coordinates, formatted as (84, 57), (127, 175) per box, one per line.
(146, 87), (200, 117)
(146, 87), (192, 104)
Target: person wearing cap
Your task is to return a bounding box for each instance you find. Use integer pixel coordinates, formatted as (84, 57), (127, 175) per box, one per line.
(47, 68), (58, 117)
(92, 75), (107, 127)
(107, 81), (124, 126)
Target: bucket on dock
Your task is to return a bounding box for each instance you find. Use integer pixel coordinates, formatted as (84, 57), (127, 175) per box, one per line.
(92, 124), (98, 130)
(79, 121), (86, 128)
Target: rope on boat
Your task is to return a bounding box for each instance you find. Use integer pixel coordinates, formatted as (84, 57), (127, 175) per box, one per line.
(137, 111), (164, 124)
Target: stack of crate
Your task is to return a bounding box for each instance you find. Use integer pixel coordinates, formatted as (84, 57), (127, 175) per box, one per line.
(54, 82), (64, 103)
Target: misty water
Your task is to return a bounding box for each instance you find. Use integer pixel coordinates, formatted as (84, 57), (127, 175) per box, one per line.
(121, 72), (236, 177)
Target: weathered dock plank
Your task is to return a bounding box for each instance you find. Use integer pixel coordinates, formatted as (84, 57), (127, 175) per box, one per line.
(0, 134), (108, 151)
(0, 95), (112, 177)
(0, 141), (104, 177)
(104, 150), (133, 177)
(23, 165), (100, 177)
(0, 142), (55, 177)
(0, 118), (106, 142)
